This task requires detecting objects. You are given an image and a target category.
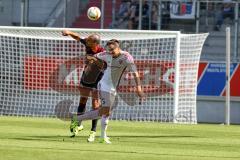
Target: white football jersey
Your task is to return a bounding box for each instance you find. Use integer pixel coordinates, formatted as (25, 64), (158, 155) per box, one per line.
(96, 50), (136, 92)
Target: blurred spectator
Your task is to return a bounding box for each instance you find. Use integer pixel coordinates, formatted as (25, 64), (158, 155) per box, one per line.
(151, 1), (158, 30)
(128, 0), (149, 29)
(118, 0), (131, 18)
(214, 0), (234, 31)
(113, 0), (131, 29)
(151, 1), (170, 30)
(161, 1), (171, 29)
(128, 0), (138, 29)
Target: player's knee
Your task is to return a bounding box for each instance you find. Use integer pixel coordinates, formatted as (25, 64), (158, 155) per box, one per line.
(99, 107), (110, 116)
(92, 99), (100, 109)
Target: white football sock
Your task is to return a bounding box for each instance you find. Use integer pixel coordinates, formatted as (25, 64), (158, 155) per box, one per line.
(101, 116), (109, 138)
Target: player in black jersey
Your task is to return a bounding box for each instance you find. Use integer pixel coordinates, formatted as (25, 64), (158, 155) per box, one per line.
(62, 30), (105, 142)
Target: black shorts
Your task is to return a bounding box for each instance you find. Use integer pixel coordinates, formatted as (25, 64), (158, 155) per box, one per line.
(80, 71), (103, 89)
(80, 57), (106, 89)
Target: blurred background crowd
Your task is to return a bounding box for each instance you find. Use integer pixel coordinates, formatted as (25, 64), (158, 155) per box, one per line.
(0, 0), (239, 61)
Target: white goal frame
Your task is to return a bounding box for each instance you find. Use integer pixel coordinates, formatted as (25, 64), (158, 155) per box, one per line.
(0, 26), (208, 124)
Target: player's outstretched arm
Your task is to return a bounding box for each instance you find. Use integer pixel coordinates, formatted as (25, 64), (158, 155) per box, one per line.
(62, 30), (80, 41)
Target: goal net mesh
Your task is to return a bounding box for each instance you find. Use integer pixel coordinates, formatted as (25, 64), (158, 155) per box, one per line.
(0, 27), (208, 123)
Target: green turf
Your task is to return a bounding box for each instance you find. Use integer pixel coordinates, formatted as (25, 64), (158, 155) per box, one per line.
(0, 116), (240, 160)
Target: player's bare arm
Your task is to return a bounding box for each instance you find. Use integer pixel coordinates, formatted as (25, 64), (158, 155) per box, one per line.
(133, 71), (145, 99)
(86, 55), (98, 62)
(62, 30), (80, 41)
(86, 55), (106, 70)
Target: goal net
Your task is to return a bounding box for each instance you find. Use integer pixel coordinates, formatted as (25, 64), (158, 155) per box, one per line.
(0, 26), (208, 123)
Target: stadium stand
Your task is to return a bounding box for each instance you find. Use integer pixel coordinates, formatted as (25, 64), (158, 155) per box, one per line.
(72, 0), (121, 28)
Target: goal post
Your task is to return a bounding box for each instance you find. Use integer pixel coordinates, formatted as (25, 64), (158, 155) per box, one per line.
(0, 26), (208, 123)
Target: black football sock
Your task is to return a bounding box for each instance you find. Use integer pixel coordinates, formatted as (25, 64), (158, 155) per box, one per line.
(77, 103), (86, 126)
(91, 119), (98, 132)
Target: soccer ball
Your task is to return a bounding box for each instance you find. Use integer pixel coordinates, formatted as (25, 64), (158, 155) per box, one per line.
(87, 7), (101, 21)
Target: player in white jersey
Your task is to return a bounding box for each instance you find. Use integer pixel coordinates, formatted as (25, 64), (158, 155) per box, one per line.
(71, 39), (145, 144)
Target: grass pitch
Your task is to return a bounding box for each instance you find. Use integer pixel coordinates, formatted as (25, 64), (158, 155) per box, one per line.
(0, 116), (240, 160)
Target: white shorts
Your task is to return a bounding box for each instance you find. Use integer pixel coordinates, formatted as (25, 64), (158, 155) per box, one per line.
(98, 82), (116, 107)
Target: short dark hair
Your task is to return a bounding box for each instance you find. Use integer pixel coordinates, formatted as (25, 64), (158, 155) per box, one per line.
(106, 39), (120, 46)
